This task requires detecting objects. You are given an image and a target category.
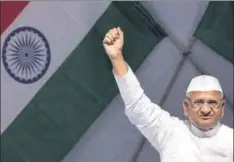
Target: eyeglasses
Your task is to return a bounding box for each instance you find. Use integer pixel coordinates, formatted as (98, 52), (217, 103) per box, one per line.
(186, 98), (223, 109)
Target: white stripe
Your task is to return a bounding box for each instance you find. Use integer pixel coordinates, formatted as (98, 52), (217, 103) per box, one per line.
(1, 1), (110, 134)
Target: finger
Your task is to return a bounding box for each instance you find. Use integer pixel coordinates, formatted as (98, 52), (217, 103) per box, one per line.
(106, 33), (114, 42)
(103, 37), (112, 45)
(109, 29), (117, 40)
(111, 28), (119, 39)
(109, 29), (119, 42)
(103, 28), (119, 44)
(103, 42), (109, 49)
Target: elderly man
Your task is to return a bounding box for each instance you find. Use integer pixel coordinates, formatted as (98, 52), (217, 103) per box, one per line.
(103, 27), (233, 162)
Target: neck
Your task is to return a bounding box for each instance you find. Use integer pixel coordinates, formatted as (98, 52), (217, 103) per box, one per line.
(198, 125), (216, 131)
(188, 121), (220, 138)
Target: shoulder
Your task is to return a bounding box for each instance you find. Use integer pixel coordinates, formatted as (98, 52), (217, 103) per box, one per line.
(220, 124), (233, 137)
(218, 124), (233, 149)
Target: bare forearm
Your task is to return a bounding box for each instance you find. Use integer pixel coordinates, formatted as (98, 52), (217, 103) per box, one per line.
(110, 53), (128, 76)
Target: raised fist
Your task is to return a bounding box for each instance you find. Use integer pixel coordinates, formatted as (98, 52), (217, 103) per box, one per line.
(103, 27), (124, 60)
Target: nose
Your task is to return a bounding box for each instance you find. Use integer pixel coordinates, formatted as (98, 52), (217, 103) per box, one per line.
(200, 103), (211, 115)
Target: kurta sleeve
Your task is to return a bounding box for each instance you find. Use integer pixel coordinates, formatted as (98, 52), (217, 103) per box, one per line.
(113, 65), (179, 150)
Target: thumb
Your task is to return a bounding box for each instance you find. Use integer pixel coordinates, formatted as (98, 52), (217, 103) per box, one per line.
(117, 27), (123, 40)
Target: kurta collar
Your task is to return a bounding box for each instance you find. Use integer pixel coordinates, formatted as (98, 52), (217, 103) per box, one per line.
(189, 121), (221, 138)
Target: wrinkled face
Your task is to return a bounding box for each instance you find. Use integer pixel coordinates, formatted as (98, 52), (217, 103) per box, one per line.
(183, 91), (225, 130)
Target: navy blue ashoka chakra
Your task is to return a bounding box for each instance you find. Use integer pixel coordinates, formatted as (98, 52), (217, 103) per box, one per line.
(2, 26), (51, 84)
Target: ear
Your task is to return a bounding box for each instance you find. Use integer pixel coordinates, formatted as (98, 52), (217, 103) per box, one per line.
(183, 99), (189, 117)
(221, 100), (226, 107)
(220, 100), (226, 117)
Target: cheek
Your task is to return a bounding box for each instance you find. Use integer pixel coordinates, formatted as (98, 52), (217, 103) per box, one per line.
(214, 109), (224, 117)
(187, 108), (199, 115)
(186, 109), (199, 119)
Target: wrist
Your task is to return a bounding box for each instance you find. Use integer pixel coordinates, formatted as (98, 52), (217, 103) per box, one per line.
(110, 54), (128, 76)
(109, 52), (124, 63)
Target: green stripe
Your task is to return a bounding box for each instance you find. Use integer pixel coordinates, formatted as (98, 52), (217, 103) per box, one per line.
(194, 1), (233, 64)
(1, 2), (166, 162)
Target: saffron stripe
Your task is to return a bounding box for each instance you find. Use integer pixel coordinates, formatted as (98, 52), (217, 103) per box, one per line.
(0, 1), (29, 35)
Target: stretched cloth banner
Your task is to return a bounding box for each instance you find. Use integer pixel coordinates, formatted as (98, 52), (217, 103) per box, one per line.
(1, 1), (166, 162)
(195, 1), (233, 63)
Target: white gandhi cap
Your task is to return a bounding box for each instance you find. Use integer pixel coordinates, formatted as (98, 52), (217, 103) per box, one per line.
(186, 75), (223, 97)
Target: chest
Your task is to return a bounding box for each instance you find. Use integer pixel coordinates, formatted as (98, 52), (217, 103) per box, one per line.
(161, 132), (232, 162)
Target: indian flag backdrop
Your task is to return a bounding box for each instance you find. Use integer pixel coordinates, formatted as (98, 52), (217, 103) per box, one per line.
(1, 1), (166, 162)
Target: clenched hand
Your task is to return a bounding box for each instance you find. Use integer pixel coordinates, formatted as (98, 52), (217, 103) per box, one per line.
(103, 27), (124, 60)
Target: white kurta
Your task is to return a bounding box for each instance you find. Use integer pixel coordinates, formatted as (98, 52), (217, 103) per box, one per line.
(113, 65), (233, 162)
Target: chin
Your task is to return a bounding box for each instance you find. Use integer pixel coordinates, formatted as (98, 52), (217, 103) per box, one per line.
(198, 121), (216, 130)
